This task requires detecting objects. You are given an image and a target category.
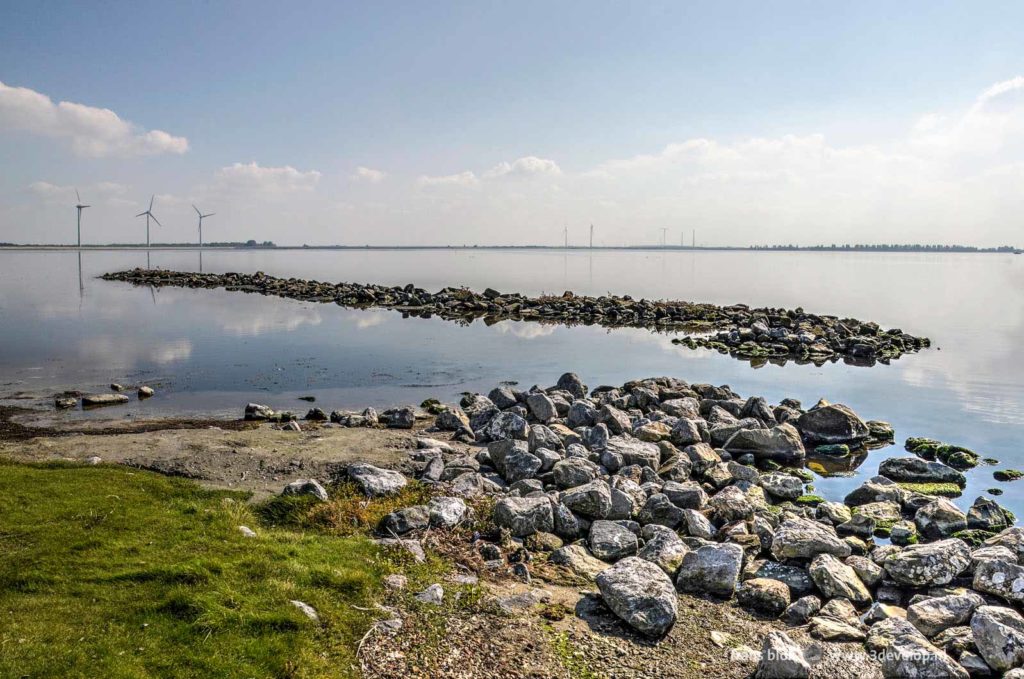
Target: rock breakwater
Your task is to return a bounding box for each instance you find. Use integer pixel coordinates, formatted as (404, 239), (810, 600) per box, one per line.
(266, 372), (1021, 677)
(101, 268), (930, 365)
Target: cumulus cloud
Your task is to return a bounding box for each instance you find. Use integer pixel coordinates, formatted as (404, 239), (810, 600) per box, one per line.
(483, 156), (562, 179)
(0, 81), (189, 157)
(352, 166), (387, 183)
(416, 171), (480, 188)
(214, 161), (322, 193)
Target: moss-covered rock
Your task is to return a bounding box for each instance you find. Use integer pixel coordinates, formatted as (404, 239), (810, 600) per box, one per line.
(896, 481), (963, 498)
(794, 494), (825, 506)
(950, 529), (996, 547)
(813, 443), (850, 456)
(994, 469), (1024, 482)
(904, 437), (980, 470)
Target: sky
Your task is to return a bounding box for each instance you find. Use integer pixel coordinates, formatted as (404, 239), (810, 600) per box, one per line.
(2, 0), (1024, 247)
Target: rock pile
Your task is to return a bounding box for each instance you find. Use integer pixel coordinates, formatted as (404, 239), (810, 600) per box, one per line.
(102, 269), (930, 365)
(270, 373), (1022, 677)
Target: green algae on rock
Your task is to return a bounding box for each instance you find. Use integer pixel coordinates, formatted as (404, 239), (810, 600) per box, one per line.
(904, 437), (981, 470)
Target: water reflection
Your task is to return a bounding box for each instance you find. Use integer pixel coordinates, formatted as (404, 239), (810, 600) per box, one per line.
(0, 248), (1022, 520)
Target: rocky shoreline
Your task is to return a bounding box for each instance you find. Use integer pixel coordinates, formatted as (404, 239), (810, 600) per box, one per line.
(100, 269), (930, 365)
(250, 373), (1024, 678)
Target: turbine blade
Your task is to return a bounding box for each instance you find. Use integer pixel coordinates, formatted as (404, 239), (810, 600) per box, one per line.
(151, 214), (162, 227)
(193, 204), (201, 216)
(76, 189), (82, 203)
(149, 195), (155, 211)
(136, 211), (147, 217)
(204, 213), (215, 218)
(82, 205), (91, 208)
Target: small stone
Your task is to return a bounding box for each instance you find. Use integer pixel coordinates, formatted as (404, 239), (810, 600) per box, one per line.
(290, 600), (319, 622)
(415, 584), (444, 605)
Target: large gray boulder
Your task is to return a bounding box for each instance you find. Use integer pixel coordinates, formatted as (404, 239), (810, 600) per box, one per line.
(706, 485), (754, 525)
(551, 457), (599, 489)
(597, 404), (632, 435)
(844, 476), (905, 506)
(737, 578), (791, 617)
(502, 450), (543, 483)
(723, 423), (806, 463)
(906, 592), (984, 638)
(971, 605), (1024, 673)
(878, 625), (969, 679)
(882, 538), (971, 587)
(548, 544), (608, 580)
(596, 557), (678, 638)
(526, 393), (558, 423)
(754, 631), (810, 679)
(427, 497), (469, 528)
(637, 526), (689, 575)
(600, 436), (660, 471)
(676, 542), (744, 598)
(985, 527), (1024, 562)
(808, 553), (872, 606)
(636, 493), (685, 528)
(878, 457), (967, 486)
(662, 480), (707, 509)
(589, 520), (639, 562)
(760, 472), (805, 501)
(915, 499), (967, 540)
(378, 505), (429, 535)
(561, 479), (613, 519)
(483, 410), (530, 441)
(796, 403), (869, 443)
(973, 557), (1024, 604)
(347, 463), (408, 497)
(494, 496), (553, 537)
(556, 372), (588, 399)
(771, 517), (851, 561)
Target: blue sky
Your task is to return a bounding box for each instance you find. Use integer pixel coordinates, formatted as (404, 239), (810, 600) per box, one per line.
(2, 1), (1024, 245)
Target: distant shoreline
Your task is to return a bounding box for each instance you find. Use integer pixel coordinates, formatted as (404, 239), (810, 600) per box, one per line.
(1, 244), (1020, 254)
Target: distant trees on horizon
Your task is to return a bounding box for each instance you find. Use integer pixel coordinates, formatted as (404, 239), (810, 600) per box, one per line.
(748, 243), (1017, 253)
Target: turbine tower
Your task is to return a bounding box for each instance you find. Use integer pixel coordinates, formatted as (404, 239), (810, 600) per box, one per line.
(590, 223), (594, 248)
(193, 204), (215, 247)
(136, 195), (162, 247)
(74, 189), (90, 248)
(660, 227), (668, 246)
(564, 225), (568, 248)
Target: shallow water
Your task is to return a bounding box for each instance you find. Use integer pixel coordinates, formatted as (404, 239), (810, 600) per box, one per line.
(1, 248), (1022, 517)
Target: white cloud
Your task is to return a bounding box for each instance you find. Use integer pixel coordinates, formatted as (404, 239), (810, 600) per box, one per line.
(0, 81), (189, 157)
(214, 162), (322, 193)
(483, 156), (562, 179)
(28, 180), (131, 203)
(416, 171), (480, 188)
(352, 166), (387, 183)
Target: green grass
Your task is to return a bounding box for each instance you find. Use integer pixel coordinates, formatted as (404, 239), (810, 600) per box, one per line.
(0, 460), (431, 679)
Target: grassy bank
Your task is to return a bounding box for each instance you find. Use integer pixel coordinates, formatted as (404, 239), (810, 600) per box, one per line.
(0, 461), (440, 678)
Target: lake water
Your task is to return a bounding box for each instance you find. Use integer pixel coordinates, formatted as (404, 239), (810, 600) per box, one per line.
(1, 248), (1022, 517)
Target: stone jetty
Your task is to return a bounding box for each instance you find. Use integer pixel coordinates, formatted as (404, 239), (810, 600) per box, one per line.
(101, 269), (930, 365)
(268, 373), (1021, 677)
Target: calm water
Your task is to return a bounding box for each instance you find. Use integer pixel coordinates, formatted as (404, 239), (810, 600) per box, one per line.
(1, 248), (1022, 517)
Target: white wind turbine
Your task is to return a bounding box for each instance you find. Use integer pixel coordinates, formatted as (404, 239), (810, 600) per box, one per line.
(75, 189), (90, 248)
(136, 195), (162, 247)
(192, 204), (215, 247)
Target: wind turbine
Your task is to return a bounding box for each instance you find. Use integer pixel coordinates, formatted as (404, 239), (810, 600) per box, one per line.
(136, 195), (161, 247)
(75, 189), (90, 248)
(192, 204), (214, 247)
